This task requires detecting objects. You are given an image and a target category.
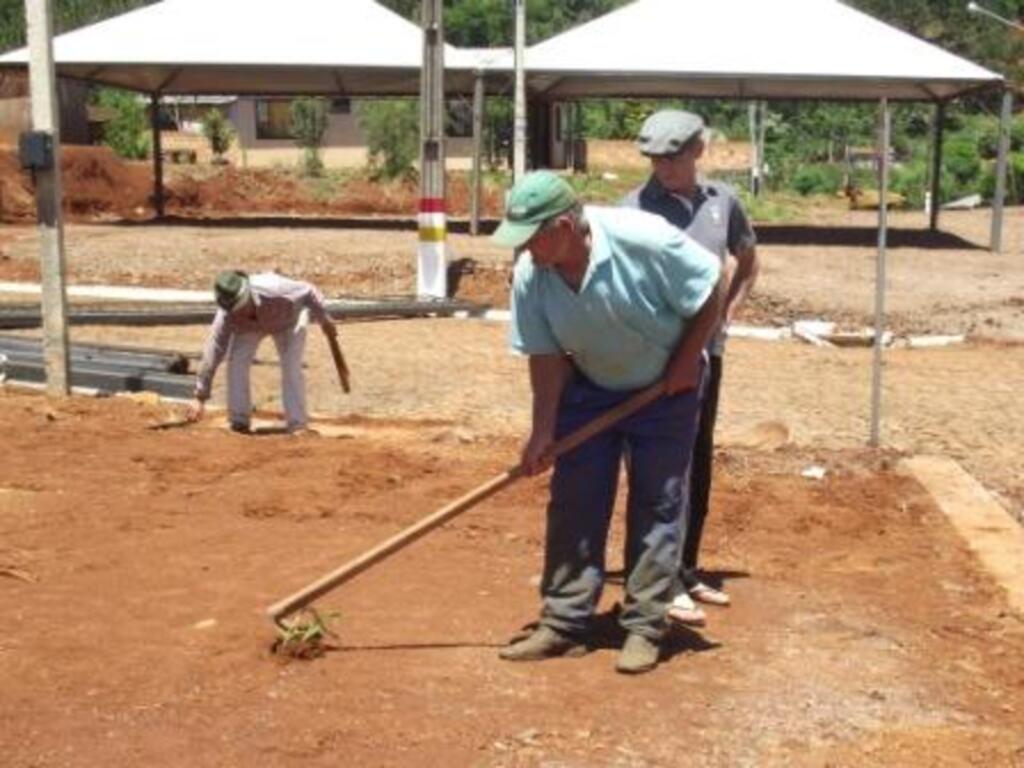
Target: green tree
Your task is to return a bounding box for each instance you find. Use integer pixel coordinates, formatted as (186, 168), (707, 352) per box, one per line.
(0, 0), (158, 53)
(94, 87), (149, 159)
(289, 97), (328, 177)
(358, 99), (419, 180)
(201, 108), (235, 164)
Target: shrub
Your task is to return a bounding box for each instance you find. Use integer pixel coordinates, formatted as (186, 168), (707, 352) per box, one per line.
(201, 109), (235, 163)
(943, 137), (983, 199)
(790, 163), (843, 196)
(95, 88), (150, 160)
(890, 159), (929, 209)
(289, 97), (329, 177)
(358, 99), (419, 180)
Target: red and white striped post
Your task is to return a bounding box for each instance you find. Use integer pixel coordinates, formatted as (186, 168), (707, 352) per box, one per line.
(417, 0), (447, 298)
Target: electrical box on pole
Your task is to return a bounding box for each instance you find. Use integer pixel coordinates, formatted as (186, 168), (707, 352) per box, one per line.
(23, 0), (71, 396)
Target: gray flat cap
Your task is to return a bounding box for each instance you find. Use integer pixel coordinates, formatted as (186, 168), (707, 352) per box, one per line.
(636, 110), (705, 156)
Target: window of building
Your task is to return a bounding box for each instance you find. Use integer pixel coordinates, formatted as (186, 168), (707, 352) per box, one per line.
(255, 99), (293, 140)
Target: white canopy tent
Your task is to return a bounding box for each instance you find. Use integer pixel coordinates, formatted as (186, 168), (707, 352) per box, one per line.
(0, 0), (487, 95)
(513, 0), (1008, 446)
(522, 0), (1002, 101)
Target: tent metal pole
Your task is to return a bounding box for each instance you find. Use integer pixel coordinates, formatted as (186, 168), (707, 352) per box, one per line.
(513, 0), (527, 181)
(870, 99), (890, 448)
(470, 69), (485, 236)
(24, 0), (70, 396)
(990, 88), (1013, 253)
(928, 101), (945, 232)
(150, 92), (164, 217)
(748, 102), (759, 196)
(416, 0), (447, 298)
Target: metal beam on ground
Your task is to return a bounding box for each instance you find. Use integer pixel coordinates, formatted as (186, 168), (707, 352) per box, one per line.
(870, 99), (891, 448)
(0, 298), (489, 330)
(3, 356), (193, 398)
(24, 0), (70, 396)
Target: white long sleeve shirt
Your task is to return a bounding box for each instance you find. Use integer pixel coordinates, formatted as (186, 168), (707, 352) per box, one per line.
(194, 272), (330, 400)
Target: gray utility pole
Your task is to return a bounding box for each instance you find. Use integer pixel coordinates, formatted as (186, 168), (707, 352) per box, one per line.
(24, 0), (70, 395)
(990, 88), (1013, 253)
(470, 70), (485, 236)
(513, 0), (527, 182)
(417, 0), (447, 298)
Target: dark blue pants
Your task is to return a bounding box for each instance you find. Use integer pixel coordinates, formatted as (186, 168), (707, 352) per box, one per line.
(539, 374), (703, 641)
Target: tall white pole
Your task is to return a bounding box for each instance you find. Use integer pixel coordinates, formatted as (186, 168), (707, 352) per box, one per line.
(417, 0), (447, 298)
(870, 99), (890, 447)
(513, 0), (527, 182)
(24, 0), (70, 395)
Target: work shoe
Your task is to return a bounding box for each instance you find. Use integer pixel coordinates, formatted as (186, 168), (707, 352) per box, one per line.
(229, 422), (251, 435)
(690, 580), (731, 606)
(616, 632), (660, 675)
(498, 625), (586, 662)
(667, 591), (707, 627)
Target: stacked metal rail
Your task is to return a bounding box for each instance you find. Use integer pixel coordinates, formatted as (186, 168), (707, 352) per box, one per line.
(0, 335), (193, 398)
(0, 297), (488, 330)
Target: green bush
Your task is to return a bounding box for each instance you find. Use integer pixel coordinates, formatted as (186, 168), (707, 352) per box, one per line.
(358, 99), (419, 180)
(943, 137), (982, 197)
(889, 160), (929, 209)
(790, 163), (843, 196)
(200, 109), (235, 163)
(289, 97), (328, 177)
(95, 88), (150, 160)
(980, 153), (1024, 204)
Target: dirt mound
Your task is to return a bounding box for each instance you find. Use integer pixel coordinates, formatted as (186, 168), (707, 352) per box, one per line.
(1, 143), (505, 223)
(0, 145), (153, 222)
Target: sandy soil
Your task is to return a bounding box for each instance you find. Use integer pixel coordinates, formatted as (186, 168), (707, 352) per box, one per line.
(2, 389), (1023, 767)
(2, 206), (1022, 334)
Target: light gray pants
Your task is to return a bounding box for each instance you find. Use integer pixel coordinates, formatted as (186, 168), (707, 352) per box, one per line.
(226, 318), (307, 430)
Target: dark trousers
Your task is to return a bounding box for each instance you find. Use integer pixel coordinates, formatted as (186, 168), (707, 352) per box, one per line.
(540, 374), (703, 641)
(682, 354), (722, 583)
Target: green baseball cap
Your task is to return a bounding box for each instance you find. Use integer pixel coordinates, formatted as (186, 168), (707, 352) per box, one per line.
(636, 110), (705, 157)
(492, 170), (578, 249)
(213, 270), (251, 312)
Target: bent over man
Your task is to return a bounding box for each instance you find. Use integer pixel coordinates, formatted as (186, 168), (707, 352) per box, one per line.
(494, 171), (726, 674)
(187, 270), (336, 433)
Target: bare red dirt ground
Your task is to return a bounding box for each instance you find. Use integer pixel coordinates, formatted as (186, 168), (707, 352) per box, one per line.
(1, 390), (1023, 767)
(0, 147), (505, 224)
(2, 150), (1023, 764)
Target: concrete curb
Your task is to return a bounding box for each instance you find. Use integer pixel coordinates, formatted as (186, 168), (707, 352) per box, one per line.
(902, 455), (1024, 618)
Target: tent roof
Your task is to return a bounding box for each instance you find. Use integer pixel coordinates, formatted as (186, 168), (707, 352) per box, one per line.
(521, 0), (1003, 101)
(0, 0), (487, 96)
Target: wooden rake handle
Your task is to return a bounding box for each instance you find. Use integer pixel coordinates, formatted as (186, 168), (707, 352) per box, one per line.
(326, 331), (350, 394)
(266, 380), (666, 625)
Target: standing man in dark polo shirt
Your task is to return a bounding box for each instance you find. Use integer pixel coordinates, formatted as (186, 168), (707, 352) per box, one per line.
(622, 109), (760, 624)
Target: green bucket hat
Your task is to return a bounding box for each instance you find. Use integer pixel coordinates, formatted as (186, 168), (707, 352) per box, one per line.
(492, 170), (578, 249)
(213, 270), (251, 312)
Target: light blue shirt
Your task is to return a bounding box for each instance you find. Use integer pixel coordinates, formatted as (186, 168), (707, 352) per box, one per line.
(509, 205), (721, 391)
